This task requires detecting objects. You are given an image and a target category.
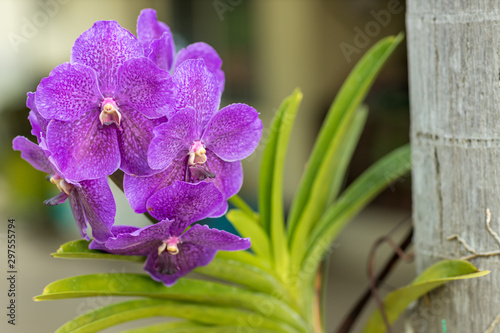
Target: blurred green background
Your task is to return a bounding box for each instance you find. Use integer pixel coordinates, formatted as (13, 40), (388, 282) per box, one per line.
(0, 0), (412, 332)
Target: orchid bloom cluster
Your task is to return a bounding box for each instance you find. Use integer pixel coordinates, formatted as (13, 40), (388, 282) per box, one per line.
(12, 9), (262, 286)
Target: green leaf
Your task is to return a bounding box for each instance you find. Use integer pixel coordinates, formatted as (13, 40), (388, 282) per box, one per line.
(228, 194), (258, 221)
(302, 144), (411, 280)
(55, 299), (300, 333)
(362, 260), (490, 333)
(287, 33), (404, 247)
(215, 250), (272, 273)
(122, 321), (205, 333)
(35, 273), (307, 332)
(226, 209), (271, 261)
(51, 239), (145, 262)
(289, 105), (369, 268)
(194, 258), (295, 308)
(123, 322), (283, 333)
(259, 88), (303, 275)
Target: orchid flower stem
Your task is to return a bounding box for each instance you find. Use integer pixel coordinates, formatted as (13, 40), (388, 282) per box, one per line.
(109, 170), (157, 224)
(228, 195), (257, 220)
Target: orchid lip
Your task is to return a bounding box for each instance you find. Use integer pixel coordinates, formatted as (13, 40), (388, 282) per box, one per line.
(188, 140), (207, 166)
(50, 174), (75, 195)
(158, 237), (180, 255)
(99, 97), (122, 127)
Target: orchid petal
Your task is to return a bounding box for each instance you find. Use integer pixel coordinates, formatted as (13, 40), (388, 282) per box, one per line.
(183, 224), (251, 251)
(12, 136), (54, 175)
(203, 103), (262, 162)
(174, 42), (225, 93)
(172, 59), (221, 126)
(71, 21), (143, 95)
(46, 115), (120, 181)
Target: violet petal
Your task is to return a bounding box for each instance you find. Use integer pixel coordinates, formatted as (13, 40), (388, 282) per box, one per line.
(174, 42), (225, 93)
(47, 114), (120, 182)
(35, 63), (101, 122)
(12, 136), (54, 174)
(117, 107), (165, 176)
(116, 57), (175, 119)
(148, 107), (197, 170)
(203, 103), (262, 162)
(146, 181), (223, 233)
(183, 224), (251, 251)
(172, 59), (221, 125)
(71, 21), (143, 95)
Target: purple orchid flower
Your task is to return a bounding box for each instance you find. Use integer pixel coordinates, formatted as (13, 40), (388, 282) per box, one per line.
(136, 8), (225, 93)
(12, 96), (115, 242)
(90, 181), (250, 286)
(35, 20), (175, 181)
(123, 59), (262, 217)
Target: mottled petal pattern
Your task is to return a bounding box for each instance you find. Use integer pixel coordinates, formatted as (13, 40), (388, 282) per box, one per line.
(124, 159), (186, 214)
(172, 59), (221, 125)
(146, 181), (223, 233)
(105, 220), (173, 255)
(116, 57), (175, 118)
(36, 63), (101, 121)
(144, 242), (214, 286)
(12, 136), (55, 174)
(77, 178), (115, 243)
(148, 32), (176, 71)
(183, 224), (251, 251)
(174, 42), (225, 93)
(117, 107), (165, 176)
(47, 115), (120, 181)
(148, 107), (197, 170)
(203, 103), (262, 162)
(71, 21), (143, 95)
(204, 150), (243, 202)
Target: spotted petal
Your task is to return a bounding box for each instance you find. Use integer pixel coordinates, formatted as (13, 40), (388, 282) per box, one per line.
(124, 160), (186, 214)
(117, 107), (165, 176)
(105, 220), (174, 255)
(71, 21), (143, 95)
(47, 114), (120, 181)
(145, 242), (214, 286)
(116, 57), (175, 119)
(183, 224), (251, 251)
(203, 103), (262, 162)
(35, 63), (101, 122)
(146, 181), (223, 233)
(172, 59), (221, 126)
(75, 178), (115, 243)
(148, 107), (197, 171)
(12, 136), (54, 175)
(174, 42), (225, 93)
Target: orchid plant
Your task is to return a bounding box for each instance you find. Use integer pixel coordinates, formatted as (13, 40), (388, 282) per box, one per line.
(13, 9), (489, 333)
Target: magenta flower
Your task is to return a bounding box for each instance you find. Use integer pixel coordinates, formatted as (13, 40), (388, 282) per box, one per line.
(136, 8), (225, 93)
(35, 21), (175, 181)
(90, 181), (250, 286)
(124, 59), (262, 216)
(12, 99), (115, 242)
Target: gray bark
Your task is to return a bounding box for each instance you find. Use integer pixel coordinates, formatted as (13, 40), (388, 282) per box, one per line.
(406, 1), (500, 332)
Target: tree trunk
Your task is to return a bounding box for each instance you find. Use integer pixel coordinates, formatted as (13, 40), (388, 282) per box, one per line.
(406, 1), (500, 332)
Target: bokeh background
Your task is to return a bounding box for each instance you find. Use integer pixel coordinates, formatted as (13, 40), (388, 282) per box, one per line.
(0, 0), (412, 332)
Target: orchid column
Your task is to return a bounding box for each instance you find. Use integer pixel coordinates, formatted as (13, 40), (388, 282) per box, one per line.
(407, 1), (500, 331)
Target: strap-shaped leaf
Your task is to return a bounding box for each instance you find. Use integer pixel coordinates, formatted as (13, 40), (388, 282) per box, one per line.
(302, 144), (411, 280)
(226, 209), (271, 261)
(55, 299), (300, 333)
(35, 273), (308, 332)
(259, 88), (302, 276)
(287, 34), (404, 245)
(194, 258), (295, 308)
(228, 194), (258, 221)
(362, 260), (490, 333)
(124, 322), (283, 333)
(289, 105), (369, 268)
(52, 239), (145, 262)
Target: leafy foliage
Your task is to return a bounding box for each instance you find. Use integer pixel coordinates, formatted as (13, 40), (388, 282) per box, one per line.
(37, 34), (488, 333)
